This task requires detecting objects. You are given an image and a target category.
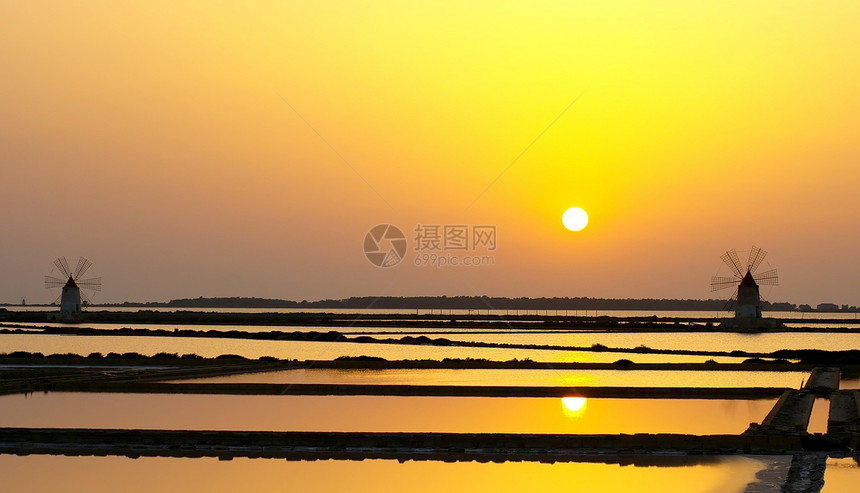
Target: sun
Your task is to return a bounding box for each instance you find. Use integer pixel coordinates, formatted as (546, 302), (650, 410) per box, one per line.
(561, 396), (587, 415)
(562, 207), (588, 232)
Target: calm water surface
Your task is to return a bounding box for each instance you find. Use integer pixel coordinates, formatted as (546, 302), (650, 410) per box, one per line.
(171, 368), (807, 389)
(6, 322), (463, 334)
(7, 322), (859, 353)
(0, 455), (770, 493)
(821, 457), (860, 492)
(840, 377), (860, 390)
(0, 334), (738, 363)
(807, 397), (830, 434)
(0, 393), (775, 435)
(437, 331), (860, 353)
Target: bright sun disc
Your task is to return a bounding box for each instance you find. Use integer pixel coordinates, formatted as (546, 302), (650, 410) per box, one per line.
(562, 396), (587, 413)
(562, 207), (588, 231)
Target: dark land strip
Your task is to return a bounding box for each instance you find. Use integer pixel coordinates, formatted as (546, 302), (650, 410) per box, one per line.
(1, 428), (858, 461)
(7, 325), (860, 364)
(46, 382), (789, 399)
(2, 310), (858, 330)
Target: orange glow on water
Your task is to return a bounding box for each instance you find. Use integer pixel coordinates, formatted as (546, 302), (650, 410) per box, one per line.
(0, 455), (769, 493)
(0, 393), (774, 435)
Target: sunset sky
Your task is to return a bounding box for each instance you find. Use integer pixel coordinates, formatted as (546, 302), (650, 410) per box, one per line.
(2, 1), (859, 305)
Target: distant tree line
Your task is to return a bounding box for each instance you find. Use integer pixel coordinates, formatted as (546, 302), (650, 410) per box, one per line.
(108, 296), (801, 311)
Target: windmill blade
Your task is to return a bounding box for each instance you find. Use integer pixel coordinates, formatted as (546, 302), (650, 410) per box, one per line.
(710, 277), (740, 292)
(753, 268), (779, 286)
(45, 276), (67, 288)
(54, 257), (72, 278)
(73, 257), (93, 279)
(720, 249), (745, 277)
(77, 277), (102, 291)
(723, 292), (737, 311)
(52, 293), (62, 304)
(80, 290), (92, 304)
(747, 246), (767, 274)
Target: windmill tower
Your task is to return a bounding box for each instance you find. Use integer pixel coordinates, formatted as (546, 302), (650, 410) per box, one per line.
(710, 246), (780, 330)
(45, 257), (102, 314)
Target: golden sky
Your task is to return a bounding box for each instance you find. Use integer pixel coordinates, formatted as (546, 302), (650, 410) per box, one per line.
(2, 1), (859, 304)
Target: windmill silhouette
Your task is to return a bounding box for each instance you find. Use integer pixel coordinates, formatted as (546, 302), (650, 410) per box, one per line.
(45, 257), (102, 313)
(711, 246), (778, 319)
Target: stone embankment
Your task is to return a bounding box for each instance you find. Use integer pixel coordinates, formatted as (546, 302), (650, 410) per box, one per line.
(804, 367), (840, 395)
(828, 390), (860, 435)
(746, 390), (815, 434)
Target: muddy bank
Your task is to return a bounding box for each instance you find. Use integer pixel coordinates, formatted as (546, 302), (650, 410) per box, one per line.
(0, 428), (854, 461)
(0, 351), (826, 371)
(0, 351), (843, 371)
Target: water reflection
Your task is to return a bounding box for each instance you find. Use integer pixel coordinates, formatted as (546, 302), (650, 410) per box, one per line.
(170, 368), (808, 389)
(0, 334), (737, 363)
(561, 396), (587, 416)
(807, 398), (830, 434)
(9, 323), (860, 353)
(822, 457), (860, 492)
(0, 455), (770, 493)
(0, 393), (774, 435)
(437, 331), (860, 354)
(840, 378), (860, 390)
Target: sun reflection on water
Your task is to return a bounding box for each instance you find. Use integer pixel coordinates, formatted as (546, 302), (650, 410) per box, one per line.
(561, 397), (587, 417)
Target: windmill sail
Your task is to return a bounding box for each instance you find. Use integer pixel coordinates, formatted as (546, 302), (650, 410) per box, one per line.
(711, 276), (741, 292)
(753, 269), (779, 286)
(54, 257), (72, 278)
(73, 257), (93, 279)
(720, 249), (745, 278)
(747, 246), (767, 274)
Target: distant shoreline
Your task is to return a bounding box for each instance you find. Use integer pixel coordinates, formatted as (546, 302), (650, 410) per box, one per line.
(4, 295), (852, 312)
(2, 310), (859, 331)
